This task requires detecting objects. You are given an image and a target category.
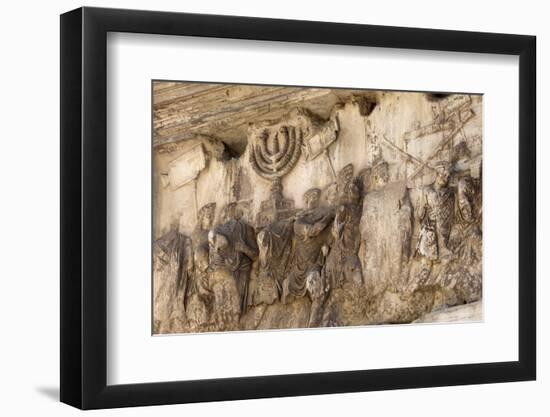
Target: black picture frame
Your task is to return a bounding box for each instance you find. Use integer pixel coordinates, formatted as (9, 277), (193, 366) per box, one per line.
(60, 6), (536, 410)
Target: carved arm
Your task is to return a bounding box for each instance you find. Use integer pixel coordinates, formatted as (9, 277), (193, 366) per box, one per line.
(235, 239), (259, 261)
(294, 210), (335, 239)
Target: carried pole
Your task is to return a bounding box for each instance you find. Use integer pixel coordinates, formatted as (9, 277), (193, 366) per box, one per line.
(193, 177), (199, 222)
(323, 149), (337, 180)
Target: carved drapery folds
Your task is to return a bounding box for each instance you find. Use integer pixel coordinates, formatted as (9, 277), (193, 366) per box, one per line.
(251, 218), (295, 306)
(153, 230), (193, 333)
(153, 93), (483, 333)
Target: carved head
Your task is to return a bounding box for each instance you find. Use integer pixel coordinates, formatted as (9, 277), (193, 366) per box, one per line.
(452, 141), (471, 162)
(371, 161), (389, 190)
(341, 181), (361, 206)
(303, 188), (321, 210)
(338, 163), (354, 183)
(208, 230), (229, 255)
(458, 176), (475, 222)
(434, 161), (452, 189)
(198, 203), (216, 230)
(220, 202), (241, 223)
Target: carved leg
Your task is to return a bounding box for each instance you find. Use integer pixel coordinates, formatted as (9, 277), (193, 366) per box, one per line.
(250, 304), (268, 330)
(281, 279), (291, 304)
(211, 269), (241, 331)
(436, 223), (453, 261)
(308, 292), (329, 328)
(306, 269), (328, 328)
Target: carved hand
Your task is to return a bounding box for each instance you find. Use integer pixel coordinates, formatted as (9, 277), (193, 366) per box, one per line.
(311, 221), (328, 237)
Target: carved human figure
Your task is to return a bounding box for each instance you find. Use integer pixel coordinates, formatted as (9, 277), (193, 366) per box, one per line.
(428, 175), (483, 302)
(323, 204), (363, 290)
(153, 225), (193, 333)
(208, 203), (259, 328)
(415, 217), (438, 262)
(282, 188), (334, 326)
(322, 163), (362, 290)
(186, 203), (216, 326)
(207, 232), (241, 328)
(251, 218), (295, 306)
(370, 160), (390, 191)
(317, 165), (364, 327)
(449, 176), (482, 265)
(416, 162), (455, 261)
(336, 163), (361, 206)
(359, 160), (413, 295)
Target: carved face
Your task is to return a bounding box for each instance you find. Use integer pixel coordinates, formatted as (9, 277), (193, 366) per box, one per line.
(304, 190), (321, 210)
(435, 166), (451, 188)
(338, 164), (354, 183)
(208, 231), (229, 255)
(372, 163), (389, 189)
(221, 203), (241, 222)
(458, 177), (475, 222)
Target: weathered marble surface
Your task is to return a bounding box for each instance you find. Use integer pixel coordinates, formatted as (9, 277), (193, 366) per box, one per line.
(414, 301), (482, 324)
(152, 84), (483, 334)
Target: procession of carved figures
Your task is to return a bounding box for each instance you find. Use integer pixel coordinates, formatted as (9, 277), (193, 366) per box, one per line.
(153, 86), (482, 334)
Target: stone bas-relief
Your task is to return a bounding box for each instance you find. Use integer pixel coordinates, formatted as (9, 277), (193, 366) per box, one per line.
(152, 82), (483, 334)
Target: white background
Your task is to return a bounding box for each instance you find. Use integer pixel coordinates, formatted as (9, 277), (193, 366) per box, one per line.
(0, 0), (546, 416)
(108, 33), (518, 384)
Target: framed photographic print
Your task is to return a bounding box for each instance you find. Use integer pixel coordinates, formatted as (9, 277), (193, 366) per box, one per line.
(60, 6), (536, 409)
